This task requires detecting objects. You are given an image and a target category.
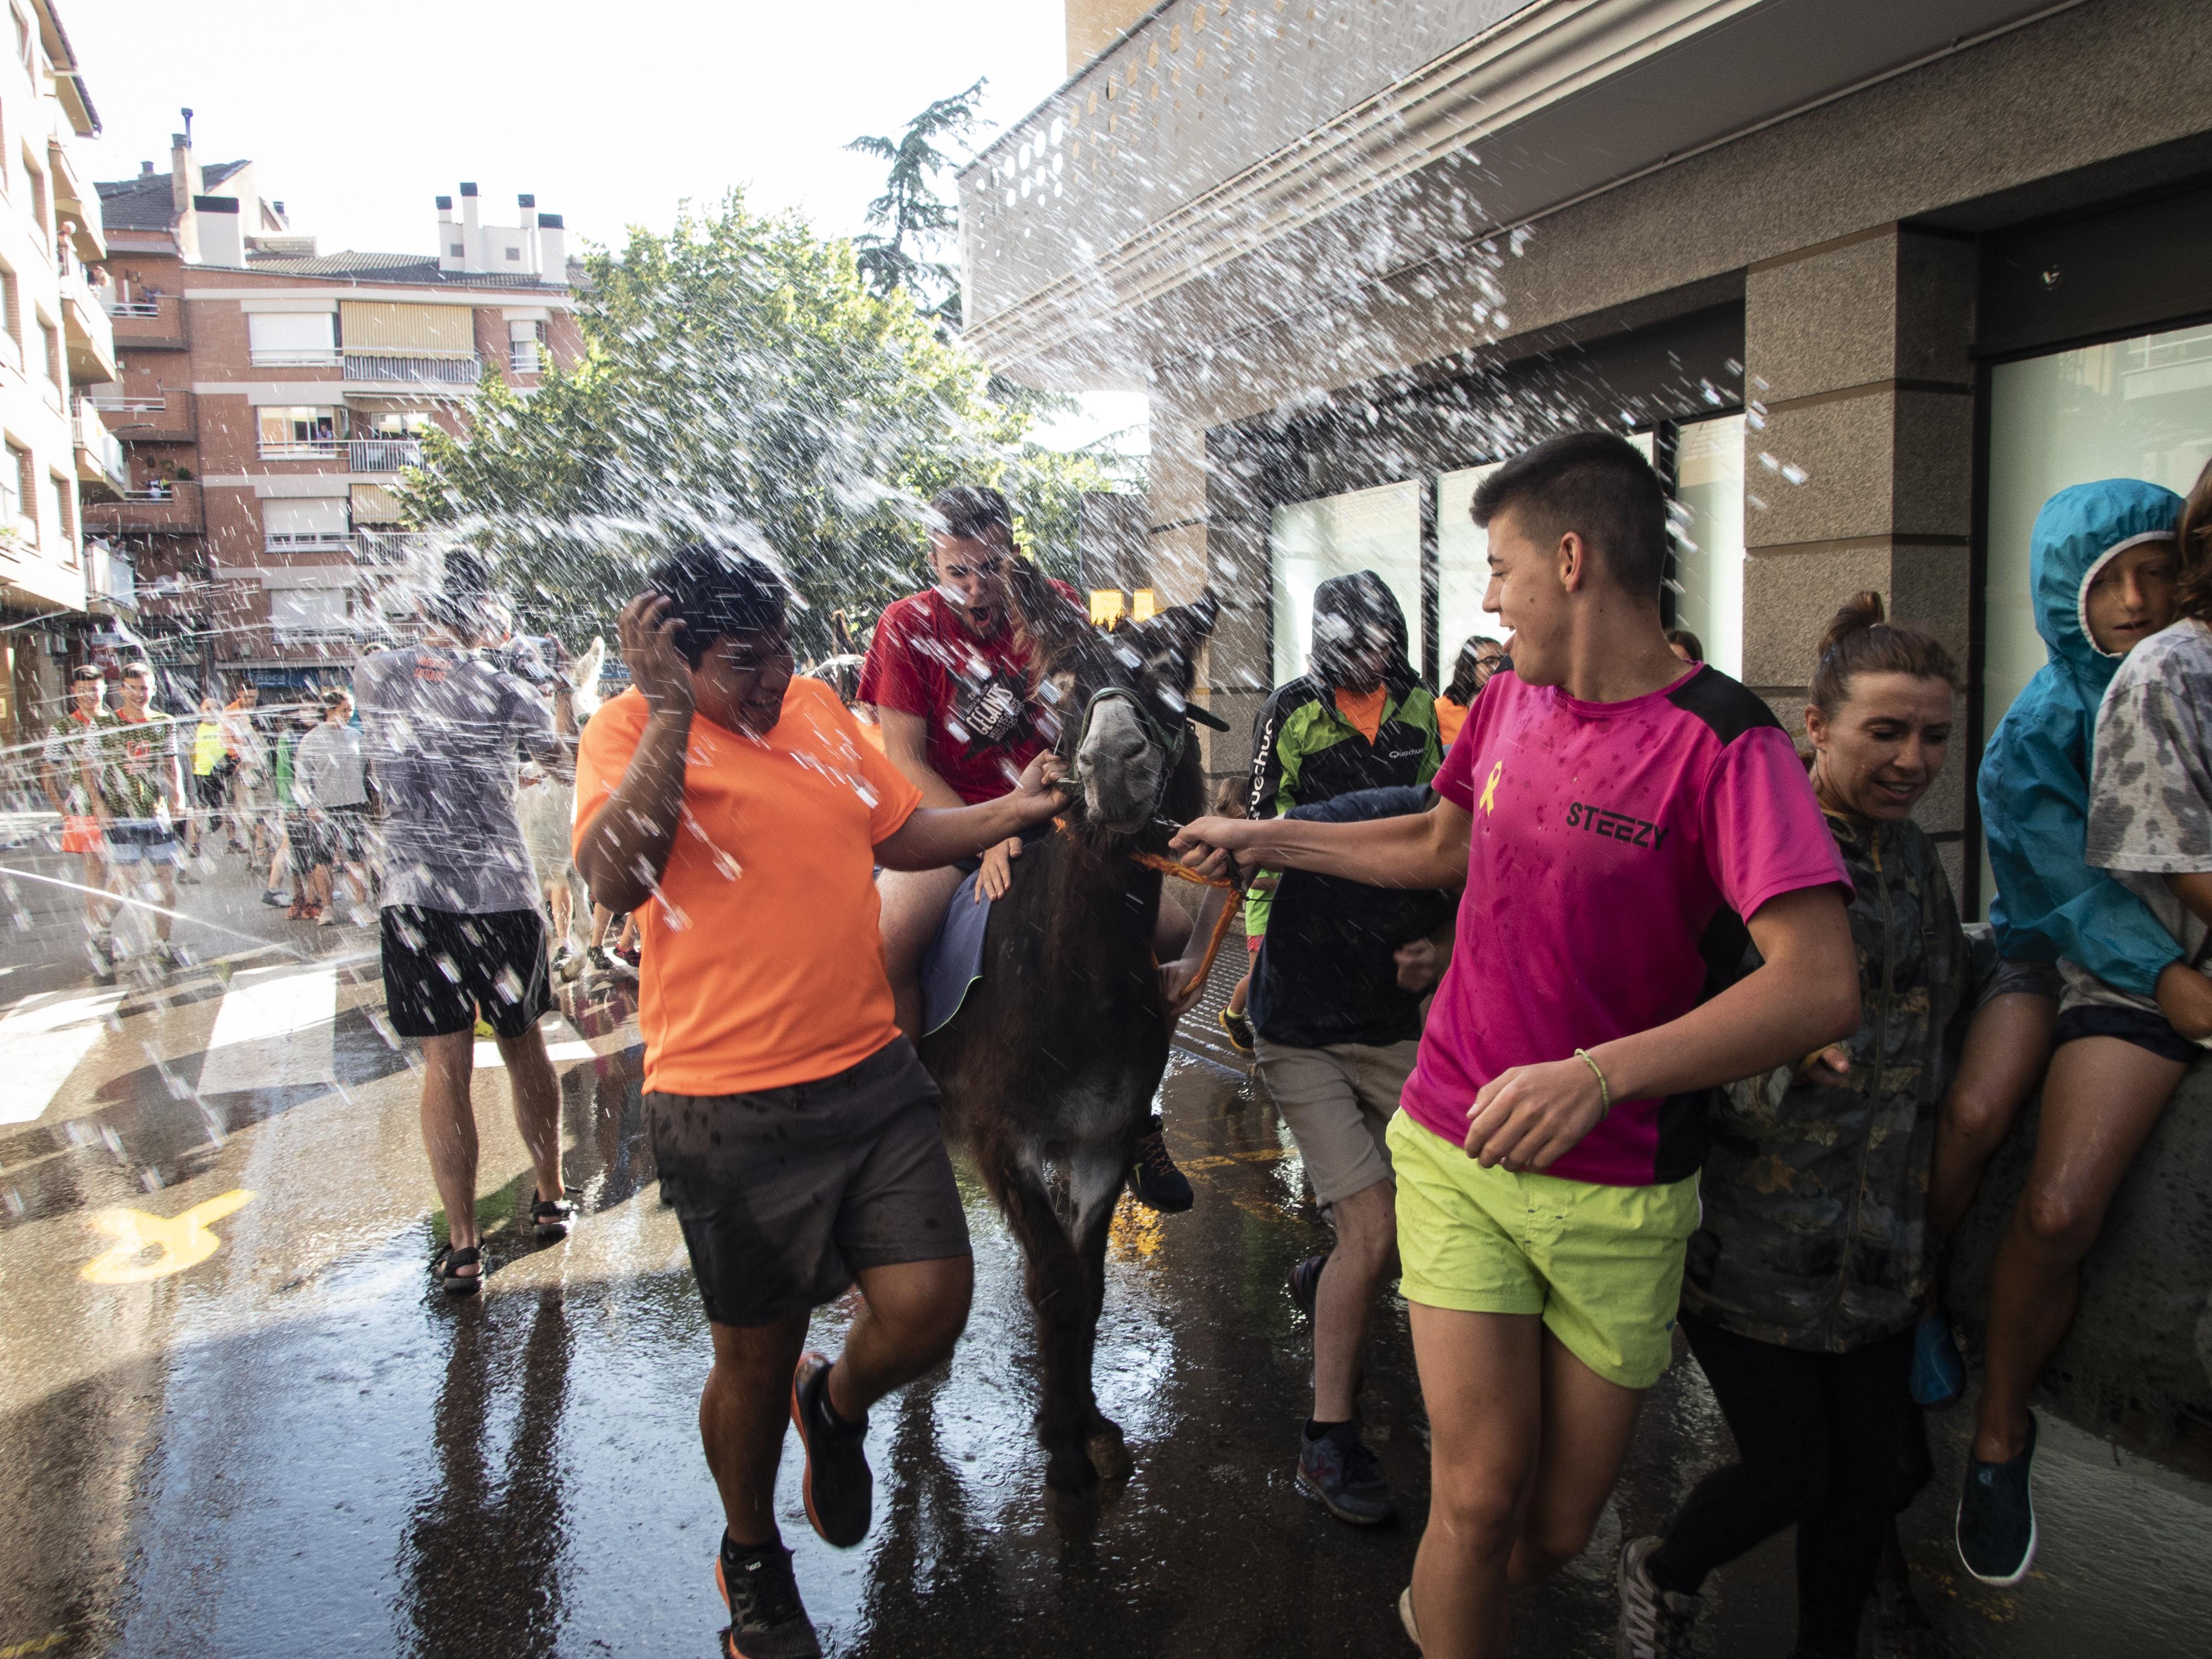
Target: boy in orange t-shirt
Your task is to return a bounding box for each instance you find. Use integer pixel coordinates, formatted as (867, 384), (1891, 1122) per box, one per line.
(575, 545), (1066, 1659)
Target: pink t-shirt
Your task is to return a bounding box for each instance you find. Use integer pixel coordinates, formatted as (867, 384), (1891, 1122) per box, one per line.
(1403, 664), (1849, 1187)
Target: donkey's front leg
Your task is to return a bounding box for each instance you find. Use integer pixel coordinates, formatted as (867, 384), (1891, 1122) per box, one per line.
(999, 1171), (1102, 1494)
(1069, 1150), (1131, 1480)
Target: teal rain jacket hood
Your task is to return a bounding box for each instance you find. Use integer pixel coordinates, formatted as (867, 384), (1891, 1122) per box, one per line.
(1980, 478), (2186, 994)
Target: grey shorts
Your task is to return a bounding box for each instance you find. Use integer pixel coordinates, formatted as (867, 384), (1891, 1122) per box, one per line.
(1254, 1036), (1419, 1208)
(648, 1038), (970, 1328)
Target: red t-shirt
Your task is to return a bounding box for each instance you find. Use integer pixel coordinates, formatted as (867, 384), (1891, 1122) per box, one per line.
(1403, 664), (1849, 1187)
(857, 582), (1080, 805)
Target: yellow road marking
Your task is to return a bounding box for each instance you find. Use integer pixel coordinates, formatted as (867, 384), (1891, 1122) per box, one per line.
(80, 1190), (257, 1284)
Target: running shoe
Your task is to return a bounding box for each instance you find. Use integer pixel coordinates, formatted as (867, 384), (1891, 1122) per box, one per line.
(1957, 1413), (2038, 1585)
(552, 943), (582, 982)
(1218, 1005), (1255, 1052)
(1911, 1311), (1966, 1409)
(1288, 1251), (1329, 1320)
(260, 888), (286, 907)
(1128, 1115), (1193, 1212)
(1296, 1422), (1396, 1525)
(716, 1542), (821, 1659)
(789, 1352), (873, 1547)
(1399, 1586), (1421, 1651)
(1616, 1535), (1699, 1658)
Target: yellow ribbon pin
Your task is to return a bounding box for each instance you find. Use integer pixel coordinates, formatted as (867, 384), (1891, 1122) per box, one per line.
(1479, 760), (1504, 816)
(81, 1190), (257, 1285)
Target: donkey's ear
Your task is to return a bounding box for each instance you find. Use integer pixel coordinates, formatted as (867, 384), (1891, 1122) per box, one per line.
(1004, 557), (1089, 657)
(1130, 588), (1219, 661)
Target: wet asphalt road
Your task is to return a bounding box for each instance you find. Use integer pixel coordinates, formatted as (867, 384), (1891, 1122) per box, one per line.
(2, 845), (2209, 1657)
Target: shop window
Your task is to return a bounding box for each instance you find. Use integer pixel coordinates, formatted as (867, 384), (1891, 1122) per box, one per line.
(1268, 480), (1421, 687)
(1670, 414), (1747, 677)
(1981, 321), (2212, 908)
(1436, 462), (1504, 675)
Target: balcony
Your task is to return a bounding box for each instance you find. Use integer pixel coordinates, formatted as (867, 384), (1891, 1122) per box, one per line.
(258, 440), (343, 462)
(343, 353), (482, 390)
(84, 482), (202, 536)
(72, 395), (127, 494)
(85, 540), (136, 615)
(249, 347), (341, 368)
(58, 255), (117, 385)
(93, 390), (196, 443)
(348, 437), (425, 472)
(103, 293), (187, 352)
(509, 342), (542, 375)
(356, 528), (437, 566)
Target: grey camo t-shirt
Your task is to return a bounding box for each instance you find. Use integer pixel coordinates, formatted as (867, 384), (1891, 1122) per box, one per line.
(2081, 617), (2212, 1023)
(354, 646), (562, 915)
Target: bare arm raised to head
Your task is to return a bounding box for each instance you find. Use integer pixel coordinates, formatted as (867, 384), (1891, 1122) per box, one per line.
(573, 597), (695, 917)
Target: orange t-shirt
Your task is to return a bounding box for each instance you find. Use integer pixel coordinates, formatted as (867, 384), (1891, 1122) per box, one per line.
(1336, 684), (1387, 743)
(1434, 696), (1469, 748)
(573, 680), (922, 1095)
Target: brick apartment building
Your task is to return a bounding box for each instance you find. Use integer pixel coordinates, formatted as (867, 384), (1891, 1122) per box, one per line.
(88, 127), (582, 693)
(0, 0), (121, 754)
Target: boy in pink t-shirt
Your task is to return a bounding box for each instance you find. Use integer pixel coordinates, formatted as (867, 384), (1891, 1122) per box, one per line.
(1175, 432), (1856, 1659)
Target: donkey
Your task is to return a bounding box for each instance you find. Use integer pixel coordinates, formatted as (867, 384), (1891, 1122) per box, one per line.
(918, 567), (1222, 1498)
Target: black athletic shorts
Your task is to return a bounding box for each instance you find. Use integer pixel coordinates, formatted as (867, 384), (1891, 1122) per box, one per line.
(2052, 1001), (2200, 1064)
(380, 904), (553, 1040)
(648, 1038), (971, 1328)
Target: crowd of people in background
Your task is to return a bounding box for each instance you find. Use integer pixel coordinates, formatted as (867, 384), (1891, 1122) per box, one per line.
(13, 440), (2211, 1659)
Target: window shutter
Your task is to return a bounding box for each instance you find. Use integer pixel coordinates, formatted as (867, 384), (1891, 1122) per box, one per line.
(247, 312), (336, 354)
(263, 497), (352, 537)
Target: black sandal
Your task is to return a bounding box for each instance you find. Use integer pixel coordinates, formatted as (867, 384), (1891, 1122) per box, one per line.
(431, 1244), (483, 1295)
(531, 1194), (576, 1241)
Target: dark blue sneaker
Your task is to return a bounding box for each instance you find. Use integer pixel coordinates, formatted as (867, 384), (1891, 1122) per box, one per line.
(1296, 1422), (1396, 1526)
(1288, 1251), (1328, 1320)
(789, 1353), (872, 1548)
(1957, 1413), (2038, 1585)
(1911, 1312), (1965, 1408)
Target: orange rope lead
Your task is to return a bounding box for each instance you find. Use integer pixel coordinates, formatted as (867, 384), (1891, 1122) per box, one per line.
(1130, 851), (1241, 992)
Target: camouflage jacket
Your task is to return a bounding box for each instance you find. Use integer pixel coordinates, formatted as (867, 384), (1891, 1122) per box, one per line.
(1681, 812), (1966, 1353)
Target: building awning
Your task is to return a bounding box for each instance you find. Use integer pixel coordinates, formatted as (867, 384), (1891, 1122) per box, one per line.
(340, 301), (475, 359)
(351, 483), (405, 524)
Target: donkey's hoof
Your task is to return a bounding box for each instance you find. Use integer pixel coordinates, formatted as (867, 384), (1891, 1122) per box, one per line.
(1086, 1413), (1133, 1480)
(1045, 1448), (1102, 1496)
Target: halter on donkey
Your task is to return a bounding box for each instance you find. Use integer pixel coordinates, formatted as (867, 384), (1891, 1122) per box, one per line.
(917, 562), (1229, 1500)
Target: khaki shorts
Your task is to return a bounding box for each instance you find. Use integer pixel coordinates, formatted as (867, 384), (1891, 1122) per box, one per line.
(1387, 1110), (1700, 1390)
(1255, 1036), (1418, 1207)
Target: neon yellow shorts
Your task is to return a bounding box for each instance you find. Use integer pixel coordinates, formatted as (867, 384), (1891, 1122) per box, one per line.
(1386, 1111), (1699, 1390)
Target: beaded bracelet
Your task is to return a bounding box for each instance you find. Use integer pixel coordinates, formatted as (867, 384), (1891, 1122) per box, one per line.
(1573, 1047), (1612, 1119)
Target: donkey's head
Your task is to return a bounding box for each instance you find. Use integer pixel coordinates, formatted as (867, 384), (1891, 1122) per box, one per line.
(1008, 562), (1222, 840)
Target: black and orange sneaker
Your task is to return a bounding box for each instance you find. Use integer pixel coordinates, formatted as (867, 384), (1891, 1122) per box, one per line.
(715, 1539), (820, 1659)
(789, 1352), (873, 1547)
(1218, 1005), (1255, 1053)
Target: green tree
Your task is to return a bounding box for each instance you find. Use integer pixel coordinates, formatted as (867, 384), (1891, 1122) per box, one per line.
(846, 79), (985, 327)
(398, 192), (1105, 655)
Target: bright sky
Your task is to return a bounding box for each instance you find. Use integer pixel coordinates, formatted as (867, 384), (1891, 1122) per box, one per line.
(67, 0), (1145, 451)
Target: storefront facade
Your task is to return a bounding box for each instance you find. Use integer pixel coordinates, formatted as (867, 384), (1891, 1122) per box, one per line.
(966, 0), (2212, 911)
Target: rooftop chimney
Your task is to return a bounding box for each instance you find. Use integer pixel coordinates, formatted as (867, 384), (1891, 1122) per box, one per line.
(194, 195), (242, 267)
(170, 131), (202, 260)
(537, 213), (565, 284)
(436, 194), (461, 272)
(517, 193), (539, 274)
(458, 181), (482, 273)
(139, 159), (153, 175)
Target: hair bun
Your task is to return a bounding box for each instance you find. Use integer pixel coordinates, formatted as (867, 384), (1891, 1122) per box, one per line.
(1819, 590), (1886, 659)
